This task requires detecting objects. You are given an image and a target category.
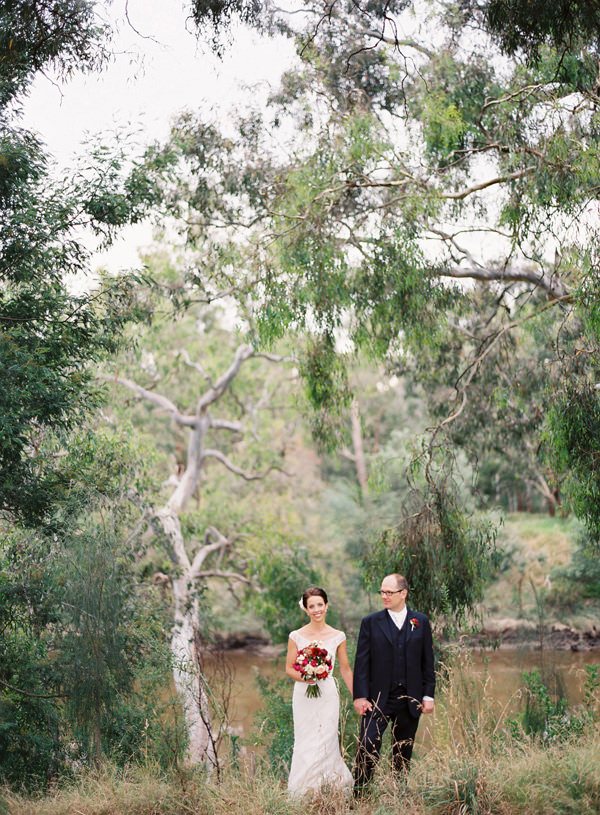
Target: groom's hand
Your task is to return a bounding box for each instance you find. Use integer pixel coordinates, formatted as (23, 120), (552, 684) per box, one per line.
(353, 698), (372, 715)
(421, 699), (434, 714)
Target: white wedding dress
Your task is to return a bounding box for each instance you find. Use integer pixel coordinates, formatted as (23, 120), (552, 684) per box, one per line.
(287, 629), (353, 796)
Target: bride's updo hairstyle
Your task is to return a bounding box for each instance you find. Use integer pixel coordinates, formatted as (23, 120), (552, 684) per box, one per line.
(301, 587), (328, 608)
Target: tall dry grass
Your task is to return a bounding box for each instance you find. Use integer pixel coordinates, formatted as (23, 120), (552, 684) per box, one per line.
(5, 655), (599, 815)
(5, 738), (598, 815)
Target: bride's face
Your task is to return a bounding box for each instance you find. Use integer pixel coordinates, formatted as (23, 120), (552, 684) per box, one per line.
(306, 595), (327, 622)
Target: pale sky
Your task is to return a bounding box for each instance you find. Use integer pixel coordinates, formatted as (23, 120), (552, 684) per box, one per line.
(22, 0), (296, 270)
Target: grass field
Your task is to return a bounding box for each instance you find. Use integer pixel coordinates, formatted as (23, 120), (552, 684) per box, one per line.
(4, 735), (599, 815)
(6, 653), (599, 815)
(4, 513), (599, 814)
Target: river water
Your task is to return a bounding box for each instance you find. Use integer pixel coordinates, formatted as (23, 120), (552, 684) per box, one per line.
(215, 646), (599, 743)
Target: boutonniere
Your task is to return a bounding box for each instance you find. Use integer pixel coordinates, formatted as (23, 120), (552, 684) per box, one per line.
(410, 617), (419, 631)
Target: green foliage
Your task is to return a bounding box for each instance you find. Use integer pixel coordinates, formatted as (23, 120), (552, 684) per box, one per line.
(576, 247), (600, 342)
(422, 755), (482, 814)
(545, 382), (600, 539)
(299, 335), (352, 450)
(245, 543), (321, 644)
(529, 129), (600, 210)
(537, 48), (599, 92)
(0, 0), (110, 108)
(515, 666), (599, 744)
(0, 630), (61, 789)
(352, 229), (459, 357)
(552, 528), (600, 601)
(53, 428), (169, 764)
(421, 91), (467, 159)
(0, 0), (165, 525)
(480, 0), (600, 61)
(59, 525), (139, 761)
(0, 523), (64, 788)
(521, 669), (568, 740)
(0, 425), (172, 787)
(189, 0), (264, 56)
(415, 295), (562, 514)
(363, 477), (498, 625)
(252, 674), (293, 776)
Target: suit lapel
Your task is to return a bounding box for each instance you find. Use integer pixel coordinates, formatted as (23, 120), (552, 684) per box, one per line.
(405, 607), (413, 641)
(376, 609), (394, 644)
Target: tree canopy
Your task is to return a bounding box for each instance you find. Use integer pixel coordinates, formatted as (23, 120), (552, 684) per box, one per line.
(0, 1), (164, 524)
(157, 0), (600, 539)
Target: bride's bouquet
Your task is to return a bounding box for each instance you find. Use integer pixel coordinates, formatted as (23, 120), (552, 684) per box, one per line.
(293, 641), (333, 698)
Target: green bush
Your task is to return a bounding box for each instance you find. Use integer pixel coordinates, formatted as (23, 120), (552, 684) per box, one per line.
(513, 666), (599, 744)
(251, 674), (294, 776)
(552, 529), (600, 603)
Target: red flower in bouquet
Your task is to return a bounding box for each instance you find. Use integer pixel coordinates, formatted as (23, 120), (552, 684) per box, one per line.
(293, 641), (333, 697)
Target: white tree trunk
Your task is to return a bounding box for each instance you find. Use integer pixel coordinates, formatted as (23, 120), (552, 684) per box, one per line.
(108, 345), (282, 766)
(157, 506), (217, 766)
(171, 574), (216, 765)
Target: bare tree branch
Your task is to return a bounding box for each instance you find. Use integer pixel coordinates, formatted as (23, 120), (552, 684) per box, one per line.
(439, 263), (569, 299)
(254, 352), (296, 363)
(210, 418), (244, 432)
(360, 29), (434, 57)
(193, 570), (251, 583)
(189, 536), (231, 580)
(196, 345), (255, 412)
(0, 678), (65, 699)
(339, 448), (357, 462)
(201, 448), (287, 480)
(481, 83), (559, 112)
(101, 374), (198, 427)
(442, 167), (536, 200)
(176, 348), (213, 387)
(306, 166), (535, 212)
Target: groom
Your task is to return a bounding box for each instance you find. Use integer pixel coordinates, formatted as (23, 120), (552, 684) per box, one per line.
(353, 573), (435, 792)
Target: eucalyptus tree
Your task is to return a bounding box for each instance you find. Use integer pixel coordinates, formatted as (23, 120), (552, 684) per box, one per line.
(0, 1), (164, 781)
(101, 271), (317, 764)
(0, 0), (167, 526)
(157, 0), (600, 542)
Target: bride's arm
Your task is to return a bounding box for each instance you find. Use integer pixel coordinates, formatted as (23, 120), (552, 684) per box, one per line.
(285, 636), (309, 682)
(336, 639), (353, 695)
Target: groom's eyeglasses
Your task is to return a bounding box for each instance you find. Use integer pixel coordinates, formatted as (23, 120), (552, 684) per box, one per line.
(379, 589), (404, 597)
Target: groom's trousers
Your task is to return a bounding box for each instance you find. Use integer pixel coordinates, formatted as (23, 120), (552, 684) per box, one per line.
(353, 685), (420, 790)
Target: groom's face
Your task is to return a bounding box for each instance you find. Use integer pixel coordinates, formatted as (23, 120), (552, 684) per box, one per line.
(380, 577), (407, 612)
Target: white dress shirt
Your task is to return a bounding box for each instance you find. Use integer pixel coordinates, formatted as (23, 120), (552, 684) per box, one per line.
(388, 607), (407, 630)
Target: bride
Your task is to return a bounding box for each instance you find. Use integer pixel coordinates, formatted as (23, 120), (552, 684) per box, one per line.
(285, 586), (353, 796)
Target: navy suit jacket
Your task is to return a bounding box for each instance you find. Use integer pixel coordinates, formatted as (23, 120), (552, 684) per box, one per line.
(353, 607), (435, 718)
